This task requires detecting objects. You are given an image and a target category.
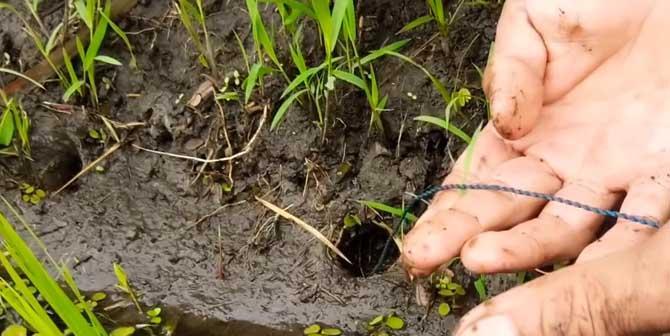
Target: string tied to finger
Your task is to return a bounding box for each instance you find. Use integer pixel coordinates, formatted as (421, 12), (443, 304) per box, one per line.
(372, 183), (661, 274)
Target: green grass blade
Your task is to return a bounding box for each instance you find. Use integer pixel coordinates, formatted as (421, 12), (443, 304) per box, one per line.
(332, 69), (366, 91)
(98, 6), (137, 68)
(45, 22), (63, 55)
(272, 88), (307, 130)
(245, 63), (272, 103)
(398, 15), (433, 34)
(176, 0), (205, 54)
(83, 2), (110, 71)
(265, 0), (315, 18)
(0, 105), (15, 146)
(61, 267), (106, 335)
(359, 39), (410, 65)
(383, 50), (450, 102)
(311, 0), (333, 51)
(414, 115), (471, 143)
(288, 25), (307, 73)
(342, 0), (356, 43)
(63, 80), (85, 102)
(74, 0), (93, 29)
(359, 200), (418, 222)
(61, 48), (79, 88)
(329, 0), (351, 53)
(429, 0), (445, 25)
(474, 275), (488, 301)
(0, 204), (104, 336)
(0, 68), (45, 90)
(246, 0), (281, 68)
(94, 55), (122, 66)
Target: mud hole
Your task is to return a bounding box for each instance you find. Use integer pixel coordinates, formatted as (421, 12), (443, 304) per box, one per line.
(0, 0), (524, 334)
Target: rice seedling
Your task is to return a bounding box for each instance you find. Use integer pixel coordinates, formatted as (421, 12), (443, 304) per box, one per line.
(0, 0), (135, 104)
(0, 197), (108, 336)
(0, 90), (31, 157)
(414, 87), (473, 144)
(0, 3), (69, 90)
(398, 0), (466, 38)
(67, 0), (136, 104)
(175, 0), (217, 74)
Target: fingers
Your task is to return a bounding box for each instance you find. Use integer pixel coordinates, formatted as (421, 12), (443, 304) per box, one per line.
(461, 181), (619, 273)
(430, 123), (519, 208)
(483, 0), (547, 140)
(577, 174), (670, 263)
(455, 224), (670, 336)
(402, 156), (561, 277)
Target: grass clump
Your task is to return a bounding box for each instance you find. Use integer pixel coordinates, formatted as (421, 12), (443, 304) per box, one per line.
(175, 0), (217, 75)
(398, 0), (466, 38)
(0, 197), (109, 335)
(0, 0), (136, 105)
(0, 91), (31, 157)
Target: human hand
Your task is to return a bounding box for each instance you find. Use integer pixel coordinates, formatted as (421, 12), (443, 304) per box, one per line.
(454, 224), (670, 335)
(403, 0), (670, 278)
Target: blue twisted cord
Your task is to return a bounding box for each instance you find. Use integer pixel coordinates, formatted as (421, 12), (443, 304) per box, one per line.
(371, 183), (660, 274)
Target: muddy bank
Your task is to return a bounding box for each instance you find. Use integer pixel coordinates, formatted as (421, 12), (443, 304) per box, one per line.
(0, 0), (518, 334)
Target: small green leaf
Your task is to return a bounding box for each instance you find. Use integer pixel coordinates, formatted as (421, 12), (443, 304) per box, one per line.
(2, 324), (27, 336)
(303, 324), (321, 334)
(0, 109), (15, 146)
(343, 214), (361, 229)
(89, 129), (101, 140)
(63, 80), (85, 102)
(29, 194), (40, 205)
(438, 289), (454, 297)
(474, 275), (488, 301)
(414, 115), (472, 144)
(91, 292), (107, 301)
(198, 54), (209, 68)
(438, 302), (451, 317)
(271, 89), (307, 130)
(358, 200), (418, 222)
(150, 317), (161, 324)
(385, 316), (405, 330)
(21, 194), (30, 203)
(332, 70), (367, 92)
(147, 307), (161, 317)
(368, 315), (384, 326)
(109, 327), (135, 336)
(321, 328), (342, 336)
(35, 189), (46, 198)
(398, 15), (434, 34)
(24, 186), (34, 194)
(94, 55), (122, 66)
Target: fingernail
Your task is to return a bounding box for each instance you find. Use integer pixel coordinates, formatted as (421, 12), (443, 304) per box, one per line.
(457, 315), (519, 336)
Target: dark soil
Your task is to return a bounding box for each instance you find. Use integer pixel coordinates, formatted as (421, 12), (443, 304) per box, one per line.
(0, 0), (522, 334)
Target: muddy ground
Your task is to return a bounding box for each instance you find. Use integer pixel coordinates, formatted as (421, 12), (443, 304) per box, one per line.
(0, 0), (522, 334)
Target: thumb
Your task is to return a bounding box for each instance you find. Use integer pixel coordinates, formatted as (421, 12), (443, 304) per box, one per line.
(454, 224), (670, 336)
(483, 0), (546, 140)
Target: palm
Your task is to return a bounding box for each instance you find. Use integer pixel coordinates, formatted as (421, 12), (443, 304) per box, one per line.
(402, 0), (670, 276)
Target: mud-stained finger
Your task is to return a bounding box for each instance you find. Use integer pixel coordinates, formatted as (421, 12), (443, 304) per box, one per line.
(577, 174), (670, 263)
(428, 123), (519, 210)
(461, 181), (620, 273)
(483, 0), (547, 140)
(402, 156), (561, 277)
